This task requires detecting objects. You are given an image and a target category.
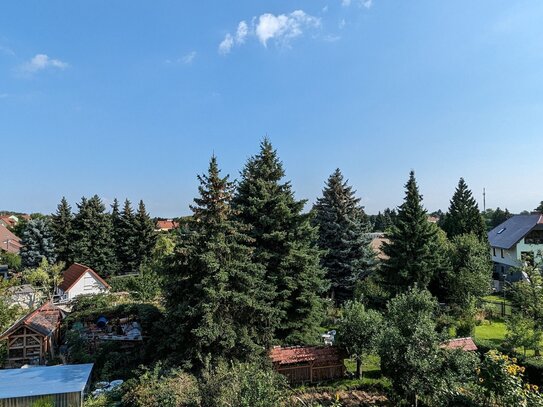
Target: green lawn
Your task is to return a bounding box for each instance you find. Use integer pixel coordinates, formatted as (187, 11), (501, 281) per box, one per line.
(474, 321), (506, 347)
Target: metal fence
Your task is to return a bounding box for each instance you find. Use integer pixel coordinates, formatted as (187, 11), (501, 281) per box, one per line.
(478, 299), (515, 318)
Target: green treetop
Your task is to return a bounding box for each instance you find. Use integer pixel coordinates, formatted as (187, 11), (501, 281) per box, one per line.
(164, 156), (275, 368)
(442, 178), (486, 240)
(313, 168), (375, 304)
(51, 197), (73, 264)
(232, 139), (327, 344)
(381, 171), (444, 293)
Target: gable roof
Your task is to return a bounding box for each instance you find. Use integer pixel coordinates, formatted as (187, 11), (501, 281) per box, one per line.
(58, 263), (110, 292)
(0, 363), (93, 398)
(0, 224), (22, 254)
(269, 346), (344, 366)
(0, 302), (63, 339)
(441, 337), (478, 351)
(488, 214), (543, 249)
(155, 219), (179, 230)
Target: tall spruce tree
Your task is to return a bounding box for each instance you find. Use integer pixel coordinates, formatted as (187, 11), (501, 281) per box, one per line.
(381, 171), (444, 293)
(71, 195), (117, 277)
(442, 178), (486, 240)
(313, 169), (375, 304)
(20, 218), (57, 268)
(232, 139), (327, 344)
(535, 201), (543, 213)
(51, 197), (73, 264)
(132, 200), (156, 271)
(116, 199), (138, 274)
(164, 156), (275, 368)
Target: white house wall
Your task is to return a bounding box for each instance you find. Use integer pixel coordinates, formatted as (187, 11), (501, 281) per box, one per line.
(66, 271), (108, 300)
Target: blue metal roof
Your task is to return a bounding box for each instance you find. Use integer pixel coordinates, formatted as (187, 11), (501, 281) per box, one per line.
(0, 364), (93, 399)
(488, 214), (542, 249)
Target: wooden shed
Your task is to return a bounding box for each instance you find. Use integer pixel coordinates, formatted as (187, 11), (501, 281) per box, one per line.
(0, 363), (93, 407)
(269, 346), (346, 384)
(0, 302), (64, 367)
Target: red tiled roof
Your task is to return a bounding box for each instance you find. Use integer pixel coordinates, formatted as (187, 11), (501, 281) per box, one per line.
(441, 337), (478, 352)
(0, 224), (22, 254)
(269, 346), (344, 366)
(155, 220), (179, 230)
(58, 263), (110, 292)
(0, 302), (63, 339)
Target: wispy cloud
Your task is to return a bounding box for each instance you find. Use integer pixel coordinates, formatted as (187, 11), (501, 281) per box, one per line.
(181, 51), (197, 64)
(219, 20), (250, 55)
(342, 0), (373, 8)
(0, 93), (8, 99)
(20, 54), (68, 73)
(219, 10), (321, 54)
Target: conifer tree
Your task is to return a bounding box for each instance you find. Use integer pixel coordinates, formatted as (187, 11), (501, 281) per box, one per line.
(116, 199), (137, 273)
(20, 218), (57, 268)
(313, 169), (375, 304)
(233, 139), (327, 344)
(381, 171), (444, 292)
(71, 195), (117, 277)
(442, 178), (486, 240)
(535, 201), (543, 213)
(132, 200), (156, 271)
(164, 156), (275, 367)
(51, 197), (73, 264)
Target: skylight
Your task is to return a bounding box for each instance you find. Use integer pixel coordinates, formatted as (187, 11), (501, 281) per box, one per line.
(497, 228), (506, 234)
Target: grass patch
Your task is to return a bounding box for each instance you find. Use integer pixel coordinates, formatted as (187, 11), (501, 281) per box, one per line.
(474, 321), (506, 347)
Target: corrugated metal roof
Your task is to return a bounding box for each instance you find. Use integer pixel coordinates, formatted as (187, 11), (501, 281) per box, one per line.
(0, 364), (93, 399)
(487, 214), (543, 249)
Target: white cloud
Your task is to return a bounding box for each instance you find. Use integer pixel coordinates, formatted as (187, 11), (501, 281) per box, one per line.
(342, 0), (352, 6)
(0, 93), (8, 98)
(322, 5), (329, 13)
(339, 19), (346, 29)
(255, 10), (321, 47)
(219, 9), (320, 54)
(21, 54), (68, 73)
(181, 51), (197, 64)
(236, 21), (249, 44)
(218, 33), (234, 55)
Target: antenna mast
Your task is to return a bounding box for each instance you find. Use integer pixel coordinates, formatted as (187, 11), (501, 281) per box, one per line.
(483, 188), (486, 212)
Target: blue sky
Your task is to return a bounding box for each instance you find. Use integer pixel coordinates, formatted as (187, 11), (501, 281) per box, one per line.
(1, 1), (542, 217)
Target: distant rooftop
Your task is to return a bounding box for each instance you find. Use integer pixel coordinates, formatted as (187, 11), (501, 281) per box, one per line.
(0, 363), (93, 398)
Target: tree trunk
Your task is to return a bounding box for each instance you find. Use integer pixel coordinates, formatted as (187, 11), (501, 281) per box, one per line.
(356, 358), (362, 379)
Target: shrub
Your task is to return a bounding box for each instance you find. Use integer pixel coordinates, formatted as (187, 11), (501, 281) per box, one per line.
(122, 363), (200, 407)
(200, 361), (288, 407)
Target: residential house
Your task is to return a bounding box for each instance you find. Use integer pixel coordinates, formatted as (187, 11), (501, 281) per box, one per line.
(0, 224), (23, 254)
(488, 214), (543, 284)
(269, 346), (346, 384)
(0, 215), (18, 228)
(0, 302), (64, 367)
(55, 263), (110, 303)
(0, 363), (93, 407)
(155, 219), (179, 232)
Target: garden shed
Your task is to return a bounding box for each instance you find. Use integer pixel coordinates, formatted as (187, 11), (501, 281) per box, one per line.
(269, 346), (346, 384)
(0, 363), (93, 407)
(0, 302), (64, 367)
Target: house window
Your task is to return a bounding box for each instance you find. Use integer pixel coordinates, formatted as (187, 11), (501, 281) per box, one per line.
(501, 249), (504, 258)
(493, 247), (496, 257)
